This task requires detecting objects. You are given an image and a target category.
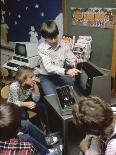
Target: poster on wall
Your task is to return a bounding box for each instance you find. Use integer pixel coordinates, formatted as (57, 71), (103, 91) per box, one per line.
(72, 7), (116, 29)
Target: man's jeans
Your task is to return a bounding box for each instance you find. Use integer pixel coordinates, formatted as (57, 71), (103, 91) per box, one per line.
(18, 120), (49, 155)
(40, 74), (74, 95)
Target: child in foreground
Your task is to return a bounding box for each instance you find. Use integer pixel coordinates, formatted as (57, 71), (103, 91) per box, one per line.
(72, 95), (116, 155)
(0, 102), (62, 155)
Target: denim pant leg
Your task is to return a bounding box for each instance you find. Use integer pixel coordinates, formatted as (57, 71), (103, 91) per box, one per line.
(20, 107), (29, 120)
(40, 75), (56, 95)
(40, 74), (74, 95)
(20, 120), (49, 155)
(18, 134), (49, 155)
(56, 75), (75, 87)
(21, 120), (45, 144)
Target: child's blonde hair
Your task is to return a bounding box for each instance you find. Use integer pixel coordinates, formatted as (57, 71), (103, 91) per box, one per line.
(15, 66), (34, 85)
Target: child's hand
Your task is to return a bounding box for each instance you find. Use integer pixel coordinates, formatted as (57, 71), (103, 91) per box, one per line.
(25, 101), (36, 109)
(80, 136), (94, 153)
(80, 139), (90, 153)
(32, 76), (40, 83)
(31, 81), (40, 97)
(30, 80), (36, 88)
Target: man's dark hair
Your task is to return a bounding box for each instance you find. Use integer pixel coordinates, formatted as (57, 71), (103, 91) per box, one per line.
(41, 20), (59, 39)
(0, 102), (21, 141)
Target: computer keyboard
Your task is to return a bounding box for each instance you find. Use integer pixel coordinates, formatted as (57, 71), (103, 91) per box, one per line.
(56, 85), (80, 115)
(7, 62), (19, 68)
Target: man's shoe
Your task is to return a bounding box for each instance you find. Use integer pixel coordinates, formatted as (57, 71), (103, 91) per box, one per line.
(45, 136), (58, 146)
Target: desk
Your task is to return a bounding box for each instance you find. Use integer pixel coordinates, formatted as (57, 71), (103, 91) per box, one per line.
(44, 95), (73, 155)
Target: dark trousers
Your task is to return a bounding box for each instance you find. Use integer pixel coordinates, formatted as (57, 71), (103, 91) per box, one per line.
(18, 120), (49, 155)
(20, 99), (48, 126)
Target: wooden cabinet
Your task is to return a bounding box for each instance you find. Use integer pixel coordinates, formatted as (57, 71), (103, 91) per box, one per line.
(111, 16), (116, 97)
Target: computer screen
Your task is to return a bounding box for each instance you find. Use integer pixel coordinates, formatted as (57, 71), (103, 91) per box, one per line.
(75, 61), (103, 96)
(15, 43), (27, 57)
(14, 42), (38, 58)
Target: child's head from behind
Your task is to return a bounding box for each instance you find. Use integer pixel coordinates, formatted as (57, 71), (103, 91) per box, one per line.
(0, 102), (21, 141)
(41, 20), (59, 47)
(72, 96), (113, 135)
(15, 66), (34, 87)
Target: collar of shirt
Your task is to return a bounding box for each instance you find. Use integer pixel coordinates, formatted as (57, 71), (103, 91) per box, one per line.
(45, 40), (61, 51)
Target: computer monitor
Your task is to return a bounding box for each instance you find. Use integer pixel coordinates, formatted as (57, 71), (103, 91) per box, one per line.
(3, 42), (39, 71)
(15, 43), (27, 57)
(75, 61), (111, 102)
(14, 42), (38, 58)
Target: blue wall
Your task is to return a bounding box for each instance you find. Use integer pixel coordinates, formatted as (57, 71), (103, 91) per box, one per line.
(3, 0), (62, 42)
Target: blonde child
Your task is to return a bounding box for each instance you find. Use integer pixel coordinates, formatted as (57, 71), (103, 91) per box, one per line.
(7, 65), (43, 120)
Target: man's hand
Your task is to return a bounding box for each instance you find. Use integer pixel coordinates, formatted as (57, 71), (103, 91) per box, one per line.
(66, 68), (81, 77)
(76, 58), (84, 64)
